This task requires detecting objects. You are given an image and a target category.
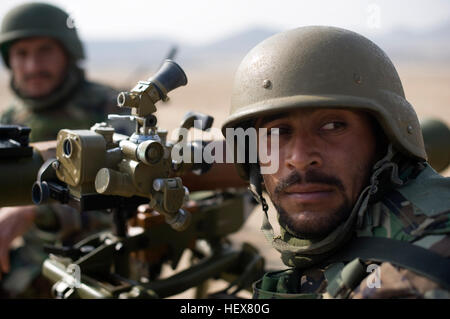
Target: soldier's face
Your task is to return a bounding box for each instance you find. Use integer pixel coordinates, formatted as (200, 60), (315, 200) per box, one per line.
(9, 37), (68, 98)
(257, 108), (377, 238)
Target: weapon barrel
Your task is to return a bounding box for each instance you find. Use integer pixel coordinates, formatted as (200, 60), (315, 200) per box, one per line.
(42, 258), (113, 298)
(0, 141), (55, 206)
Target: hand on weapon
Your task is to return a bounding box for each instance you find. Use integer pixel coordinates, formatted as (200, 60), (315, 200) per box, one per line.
(0, 205), (36, 278)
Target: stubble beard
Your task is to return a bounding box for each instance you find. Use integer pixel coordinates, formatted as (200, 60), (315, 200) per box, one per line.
(269, 170), (353, 239)
(274, 198), (352, 239)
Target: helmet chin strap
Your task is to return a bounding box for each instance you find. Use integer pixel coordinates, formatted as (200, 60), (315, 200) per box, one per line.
(248, 144), (404, 268)
(248, 163), (269, 214)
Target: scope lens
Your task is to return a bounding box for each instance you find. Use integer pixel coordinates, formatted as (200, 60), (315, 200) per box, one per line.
(117, 92), (126, 106)
(147, 115), (157, 127)
(63, 138), (72, 157)
(146, 142), (164, 164)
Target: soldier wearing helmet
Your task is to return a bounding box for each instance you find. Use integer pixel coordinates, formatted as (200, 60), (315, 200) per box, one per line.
(222, 26), (450, 298)
(0, 2), (123, 140)
(0, 3), (122, 297)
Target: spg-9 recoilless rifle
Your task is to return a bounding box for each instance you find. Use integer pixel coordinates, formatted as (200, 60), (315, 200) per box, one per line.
(25, 60), (264, 299)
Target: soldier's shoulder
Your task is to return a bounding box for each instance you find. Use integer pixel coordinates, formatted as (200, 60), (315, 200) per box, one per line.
(396, 164), (450, 216)
(353, 164), (450, 297)
(351, 260), (450, 298)
(365, 164), (450, 241)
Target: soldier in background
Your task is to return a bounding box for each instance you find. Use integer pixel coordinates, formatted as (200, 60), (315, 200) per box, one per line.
(0, 3), (122, 297)
(222, 26), (450, 298)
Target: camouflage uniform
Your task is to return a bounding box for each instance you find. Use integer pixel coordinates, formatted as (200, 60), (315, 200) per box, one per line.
(0, 3), (124, 298)
(0, 65), (121, 297)
(222, 26), (450, 299)
(252, 164), (450, 299)
(0, 66), (121, 141)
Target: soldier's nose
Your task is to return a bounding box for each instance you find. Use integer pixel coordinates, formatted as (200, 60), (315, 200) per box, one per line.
(285, 135), (323, 171)
(23, 54), (42, 73)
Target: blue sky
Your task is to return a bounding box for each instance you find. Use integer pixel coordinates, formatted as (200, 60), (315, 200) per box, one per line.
(1, 0), (449, 44)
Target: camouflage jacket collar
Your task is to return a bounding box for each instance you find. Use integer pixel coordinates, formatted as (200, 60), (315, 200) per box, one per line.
(254, 164), (450, 299)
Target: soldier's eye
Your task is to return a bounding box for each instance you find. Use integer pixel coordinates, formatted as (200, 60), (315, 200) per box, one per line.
(321, 122), (346, 131)
(13, 49), (27, 58)
(38, 44), (54, 54)
(279, 127), (292, 135)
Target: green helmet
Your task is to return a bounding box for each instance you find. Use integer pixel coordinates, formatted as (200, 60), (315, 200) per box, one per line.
(222, 26), (427, 179)
(0, 2), (85, 67)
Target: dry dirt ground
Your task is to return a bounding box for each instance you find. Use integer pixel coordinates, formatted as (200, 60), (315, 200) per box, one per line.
(0, 61), (449, 298)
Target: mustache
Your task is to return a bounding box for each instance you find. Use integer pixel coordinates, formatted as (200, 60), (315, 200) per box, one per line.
(23, 71), (53, 82)
(274, 170), (345, 196)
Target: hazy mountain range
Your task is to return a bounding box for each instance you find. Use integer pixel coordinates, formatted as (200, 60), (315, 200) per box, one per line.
(82, 23), (450, 73)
